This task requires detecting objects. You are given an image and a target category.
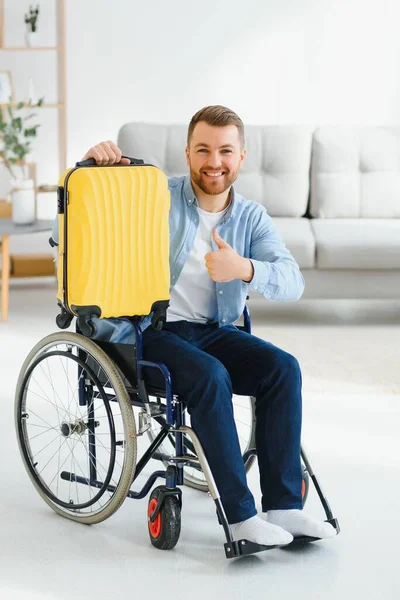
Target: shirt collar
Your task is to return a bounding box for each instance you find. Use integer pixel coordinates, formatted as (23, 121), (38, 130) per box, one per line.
(183, 174), (197, 205)
(183, 174), (240, 221)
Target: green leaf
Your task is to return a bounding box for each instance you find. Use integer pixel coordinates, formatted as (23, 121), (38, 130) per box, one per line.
(0, 95), (44, 166)
(12, 117), (23, 132)
(24, 127), (37, 138)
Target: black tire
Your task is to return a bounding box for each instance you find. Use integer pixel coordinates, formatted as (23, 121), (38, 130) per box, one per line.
(148, 487), (181, 550)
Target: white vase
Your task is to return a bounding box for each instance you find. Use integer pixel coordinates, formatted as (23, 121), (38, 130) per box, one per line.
(25, 31), (37, 47)
(11, 179), (36, 225)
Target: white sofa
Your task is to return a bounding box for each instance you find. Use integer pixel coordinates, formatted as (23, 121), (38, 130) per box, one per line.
(118, 123), (400, 300)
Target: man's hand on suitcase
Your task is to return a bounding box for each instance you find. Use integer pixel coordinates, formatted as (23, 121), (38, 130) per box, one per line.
(205, 229), (254, 283)
(81, 141), (130, 166)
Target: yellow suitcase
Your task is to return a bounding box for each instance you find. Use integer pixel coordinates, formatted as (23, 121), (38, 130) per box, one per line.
(56, 157), (170, 334)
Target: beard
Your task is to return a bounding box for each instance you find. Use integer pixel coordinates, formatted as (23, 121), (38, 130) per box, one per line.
(190, 165), (240, 196)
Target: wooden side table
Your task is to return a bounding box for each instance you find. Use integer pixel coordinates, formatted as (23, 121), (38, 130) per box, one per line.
(0, 219), (53, 321)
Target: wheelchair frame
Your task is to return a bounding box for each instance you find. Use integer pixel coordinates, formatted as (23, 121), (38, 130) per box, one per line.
(16, 304), (339, 558)
(70, 306), (339, 557)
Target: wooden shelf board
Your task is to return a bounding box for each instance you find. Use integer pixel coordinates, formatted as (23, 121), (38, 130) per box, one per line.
(9, 274), (55, 279)
(0, 46), (61, 51)
(36, 187), (57, 193)
(0, 103), (64, 108)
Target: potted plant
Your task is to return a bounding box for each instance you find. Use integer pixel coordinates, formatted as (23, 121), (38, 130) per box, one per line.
(25, 5), (40, 47)
(0, 97), (44, 225)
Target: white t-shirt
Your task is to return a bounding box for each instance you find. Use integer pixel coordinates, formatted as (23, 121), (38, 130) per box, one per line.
(167, 205), (228, 323)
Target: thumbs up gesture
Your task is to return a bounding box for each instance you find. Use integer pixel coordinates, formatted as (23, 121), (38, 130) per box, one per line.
(204, 229), (254, 283)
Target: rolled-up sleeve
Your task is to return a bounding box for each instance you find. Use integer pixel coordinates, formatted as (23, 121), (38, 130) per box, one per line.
(248, 208), (305, 301)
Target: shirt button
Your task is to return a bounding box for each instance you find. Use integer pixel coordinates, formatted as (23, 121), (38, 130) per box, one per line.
(218, 290), (223, 295)
(222, 319), (226, 323)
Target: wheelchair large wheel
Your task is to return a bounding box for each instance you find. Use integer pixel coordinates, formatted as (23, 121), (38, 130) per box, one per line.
(147, 394), (257, 492)
(15, 332), (137, 525)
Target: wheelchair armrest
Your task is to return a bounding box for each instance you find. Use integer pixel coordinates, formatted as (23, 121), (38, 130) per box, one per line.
(240, 300), (251, 334)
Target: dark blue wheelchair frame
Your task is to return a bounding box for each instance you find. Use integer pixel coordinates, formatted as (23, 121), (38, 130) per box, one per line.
(70, 304), (339, 558)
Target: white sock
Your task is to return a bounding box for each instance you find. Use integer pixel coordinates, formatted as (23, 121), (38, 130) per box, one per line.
(266, 509), (337, 538)
(231, 515), (293, 546)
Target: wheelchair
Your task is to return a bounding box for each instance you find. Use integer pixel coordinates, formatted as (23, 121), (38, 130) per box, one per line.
(15, 303), (339, 559)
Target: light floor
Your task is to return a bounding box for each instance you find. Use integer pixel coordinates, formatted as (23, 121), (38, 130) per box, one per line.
(1, 281), (400, 600)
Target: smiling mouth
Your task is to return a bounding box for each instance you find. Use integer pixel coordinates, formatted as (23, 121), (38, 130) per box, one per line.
(202, 171), (226, 178)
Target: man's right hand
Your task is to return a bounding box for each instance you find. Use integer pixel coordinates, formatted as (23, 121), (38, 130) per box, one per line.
(81, 141), (131, 166)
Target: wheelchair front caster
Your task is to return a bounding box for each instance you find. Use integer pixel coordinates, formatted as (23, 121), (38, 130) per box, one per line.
(148, 486), (181, 550)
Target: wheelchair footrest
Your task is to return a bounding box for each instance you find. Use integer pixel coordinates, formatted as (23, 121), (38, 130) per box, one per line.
(288, 517), (340, 546)
(224, 539), (282, 559)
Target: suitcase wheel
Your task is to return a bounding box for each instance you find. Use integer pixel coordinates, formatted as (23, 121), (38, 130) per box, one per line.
(56, 311), (73, 329)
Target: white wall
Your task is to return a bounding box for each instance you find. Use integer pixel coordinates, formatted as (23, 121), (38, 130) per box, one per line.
(65, 0), (400, 164)
(2, 0), (400, 252)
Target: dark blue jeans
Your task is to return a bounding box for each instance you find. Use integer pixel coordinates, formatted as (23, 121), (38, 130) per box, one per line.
(142, 321), (303, 524)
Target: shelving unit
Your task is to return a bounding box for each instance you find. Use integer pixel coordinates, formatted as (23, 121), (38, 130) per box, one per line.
(0, 0), (66, 279)
(0, 0), (67, 193)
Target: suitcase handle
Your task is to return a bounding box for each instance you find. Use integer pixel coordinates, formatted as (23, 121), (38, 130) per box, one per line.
(75, 156), (145, 167)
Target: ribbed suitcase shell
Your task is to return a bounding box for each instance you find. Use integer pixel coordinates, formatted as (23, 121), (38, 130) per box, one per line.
(57, 164), (170, 319)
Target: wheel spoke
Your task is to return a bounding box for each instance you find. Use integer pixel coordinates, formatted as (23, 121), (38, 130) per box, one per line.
(27, 424), (60, 440)
(29, 376), (65, 426)
(38, 434), (71, 476)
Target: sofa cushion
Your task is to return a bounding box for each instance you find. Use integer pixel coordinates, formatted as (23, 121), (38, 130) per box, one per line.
(118, 123), (188, 177)
(311, 126), (400, 218)
(118, 123), (313, 217)
(311, 219), (400, 269)
(272, 218), (315, 268)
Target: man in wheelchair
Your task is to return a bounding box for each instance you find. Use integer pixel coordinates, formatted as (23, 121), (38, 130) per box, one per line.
(50, 105), (337, 551)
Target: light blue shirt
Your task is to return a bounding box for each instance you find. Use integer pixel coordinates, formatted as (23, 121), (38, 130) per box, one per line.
(53, 174), (305, 343)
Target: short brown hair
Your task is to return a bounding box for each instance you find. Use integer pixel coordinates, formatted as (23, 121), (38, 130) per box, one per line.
(187, 105), (245, 149)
